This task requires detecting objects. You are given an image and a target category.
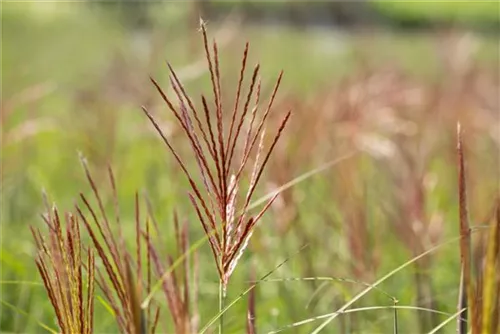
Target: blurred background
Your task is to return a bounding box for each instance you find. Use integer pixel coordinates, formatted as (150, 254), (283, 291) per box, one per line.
(2, 1), (499, 333)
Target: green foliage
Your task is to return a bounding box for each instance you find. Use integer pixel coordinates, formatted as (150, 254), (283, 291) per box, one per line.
(372, 0), (500, 25)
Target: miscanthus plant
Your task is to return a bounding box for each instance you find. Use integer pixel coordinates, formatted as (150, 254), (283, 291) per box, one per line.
(142, 19), (290, 332)
(32, 21), (289, 334)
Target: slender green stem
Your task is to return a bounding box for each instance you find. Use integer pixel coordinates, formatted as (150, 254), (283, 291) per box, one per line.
(393, 299), (399, 334)
(219, 279), (225, 334)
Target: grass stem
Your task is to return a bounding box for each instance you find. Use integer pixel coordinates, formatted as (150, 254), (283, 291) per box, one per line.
(219, 279), (225, 334)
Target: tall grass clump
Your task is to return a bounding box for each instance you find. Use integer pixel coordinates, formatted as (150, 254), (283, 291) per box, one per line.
(33, 156), (201, 334)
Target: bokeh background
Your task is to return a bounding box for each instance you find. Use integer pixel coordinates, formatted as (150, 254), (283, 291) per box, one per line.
(2, 1), (499, 333)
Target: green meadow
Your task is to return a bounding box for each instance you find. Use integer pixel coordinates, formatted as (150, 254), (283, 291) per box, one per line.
(2, 3), (499, 333)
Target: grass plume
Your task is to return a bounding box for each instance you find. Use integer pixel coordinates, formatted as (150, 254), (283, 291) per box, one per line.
(142, 19), (290, 332)
(31, 203), (95, 334)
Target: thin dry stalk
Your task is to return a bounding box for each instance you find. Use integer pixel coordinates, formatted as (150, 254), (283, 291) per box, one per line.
(456, 124), (500, 334)
(456, 123), (474, 334)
